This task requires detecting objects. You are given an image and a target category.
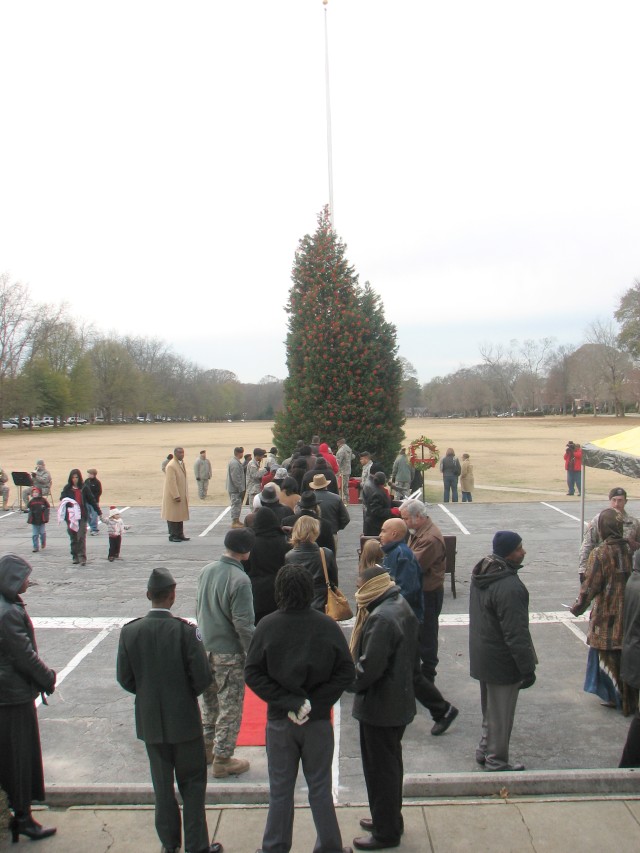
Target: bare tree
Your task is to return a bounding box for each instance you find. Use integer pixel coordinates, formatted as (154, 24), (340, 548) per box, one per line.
(586, 321), (631, 416)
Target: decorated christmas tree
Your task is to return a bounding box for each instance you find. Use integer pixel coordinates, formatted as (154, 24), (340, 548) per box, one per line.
(273, 207), (404, 475)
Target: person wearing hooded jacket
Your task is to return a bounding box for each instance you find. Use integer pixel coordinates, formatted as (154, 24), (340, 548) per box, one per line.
(245, 507), (292, 623)
(469, 531), (537, 772)
(0, 554), (57, 843)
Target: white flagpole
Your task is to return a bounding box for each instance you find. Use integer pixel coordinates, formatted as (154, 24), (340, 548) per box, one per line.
(323, 0), (335, 228)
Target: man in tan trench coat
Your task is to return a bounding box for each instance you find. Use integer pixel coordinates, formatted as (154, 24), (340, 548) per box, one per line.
(162, 447), (190, 542)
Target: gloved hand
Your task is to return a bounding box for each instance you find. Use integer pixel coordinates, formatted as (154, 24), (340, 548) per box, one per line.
(288, 699), (311, 725)
(519, 673), (536, 690)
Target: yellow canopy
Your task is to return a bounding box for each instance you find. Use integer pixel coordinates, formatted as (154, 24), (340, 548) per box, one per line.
(582, 426), (640, 479)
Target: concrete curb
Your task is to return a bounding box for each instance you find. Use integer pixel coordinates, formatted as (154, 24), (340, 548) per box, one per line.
(45, 783), (270, 807)
(403, 768), (640, 798)
(44, 770), (640, 807)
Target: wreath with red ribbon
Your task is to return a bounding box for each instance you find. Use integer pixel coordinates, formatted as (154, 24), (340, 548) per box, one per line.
(408, 436), (439, 471)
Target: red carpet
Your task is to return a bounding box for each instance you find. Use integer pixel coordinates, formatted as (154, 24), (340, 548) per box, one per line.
(236, 687), (267, 746)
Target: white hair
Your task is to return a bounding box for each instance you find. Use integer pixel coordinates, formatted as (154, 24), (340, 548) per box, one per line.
(402, 499), (429, 520)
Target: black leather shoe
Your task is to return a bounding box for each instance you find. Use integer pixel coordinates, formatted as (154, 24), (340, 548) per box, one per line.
(431, 704), (459, 736)
(178, 536), (191, 541)
(353, 837), (400, 850)
(169, 536), (182, 542)
(359, 819), (403, 836)
(10, 815), (57, 842)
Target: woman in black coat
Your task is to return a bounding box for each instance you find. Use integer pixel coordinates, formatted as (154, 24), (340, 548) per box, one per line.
(281, 491), (335, 553)
(284, 516), (339, 611)
(0, 554), (57, 842)
(59, 468), (102, 566)
(245, 508), (292, 623)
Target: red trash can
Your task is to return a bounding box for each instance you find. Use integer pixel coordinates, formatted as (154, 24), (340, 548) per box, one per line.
(348, 477), (360, 505)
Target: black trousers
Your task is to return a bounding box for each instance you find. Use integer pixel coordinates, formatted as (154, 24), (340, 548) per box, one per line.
(168, 520), (184, 539)
(414, 673), (448, 720)
(359, 722), (405, 843)
(145, 736), (209, 853)
(419, 587), (444, 681)
(620, 710), (640, 767)
(108, 535), (121, 558)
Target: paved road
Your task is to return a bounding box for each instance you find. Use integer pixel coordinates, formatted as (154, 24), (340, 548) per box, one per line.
(0, 498), (635, 804)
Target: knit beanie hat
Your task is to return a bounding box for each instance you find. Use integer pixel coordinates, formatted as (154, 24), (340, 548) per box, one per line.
(492, 531), (522, 559)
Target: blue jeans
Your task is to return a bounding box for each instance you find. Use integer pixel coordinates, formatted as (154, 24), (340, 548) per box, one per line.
(31, 524), (46, 549)
(87, 503), (99, 532)
(462, 491), (473, 502)
(443, 474), (458, 502)
(567, 470), (581, 495)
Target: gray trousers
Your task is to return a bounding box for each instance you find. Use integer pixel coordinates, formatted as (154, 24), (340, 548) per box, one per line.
(145, 736), (209, 853)
(229, 491), (243, 521)
(260, 718), (343, 853)
(197, 478), (210, 499)
(477, 681), (520, 770)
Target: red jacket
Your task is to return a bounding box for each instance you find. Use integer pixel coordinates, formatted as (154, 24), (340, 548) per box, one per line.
(564, 448), (582, 471)
(318, 443), (339, 474)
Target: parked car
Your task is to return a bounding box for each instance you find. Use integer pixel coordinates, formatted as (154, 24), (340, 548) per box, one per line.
(2, 420), (18, 429)
(40, 416), (56, 427)
(66, 416), (88, 425)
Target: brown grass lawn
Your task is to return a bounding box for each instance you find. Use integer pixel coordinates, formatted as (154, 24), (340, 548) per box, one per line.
(0, 416), (638, 508)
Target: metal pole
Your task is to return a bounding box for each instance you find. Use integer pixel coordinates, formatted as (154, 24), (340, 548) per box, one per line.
(323, 0), (335, 228)
(580, 464), (586, 537)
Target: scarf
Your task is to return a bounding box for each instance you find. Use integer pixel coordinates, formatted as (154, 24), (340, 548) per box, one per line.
(349, 571), (395, 661)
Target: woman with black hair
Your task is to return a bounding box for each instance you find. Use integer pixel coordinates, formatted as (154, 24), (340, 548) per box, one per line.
(58, 469), (102, 566)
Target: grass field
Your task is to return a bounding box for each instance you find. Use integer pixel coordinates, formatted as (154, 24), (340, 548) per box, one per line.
(0, 416), (637, 507)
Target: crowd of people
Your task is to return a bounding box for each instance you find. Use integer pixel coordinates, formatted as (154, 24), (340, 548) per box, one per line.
(4, 434), (640, 852)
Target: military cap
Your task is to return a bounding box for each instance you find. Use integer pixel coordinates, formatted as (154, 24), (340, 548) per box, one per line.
(147, 567), (176, 593)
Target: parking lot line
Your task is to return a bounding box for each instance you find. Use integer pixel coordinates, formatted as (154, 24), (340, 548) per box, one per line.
(437, 504), (470, 535)
(541, 502), (588, 525)
(200, 506), (231, 536)
(35, 626), (113, 708)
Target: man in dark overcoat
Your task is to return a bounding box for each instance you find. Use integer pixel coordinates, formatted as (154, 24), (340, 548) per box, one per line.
(117, 567), (222, 853)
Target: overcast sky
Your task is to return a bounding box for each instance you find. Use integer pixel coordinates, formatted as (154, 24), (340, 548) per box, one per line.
(1, 1), (638, 384)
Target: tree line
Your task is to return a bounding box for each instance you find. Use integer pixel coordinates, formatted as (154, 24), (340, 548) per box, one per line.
(402, 282), (640, 418)
(0, 272), (283, 425)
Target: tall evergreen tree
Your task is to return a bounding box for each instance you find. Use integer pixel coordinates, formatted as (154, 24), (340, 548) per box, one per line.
(273, 208), (404, 474)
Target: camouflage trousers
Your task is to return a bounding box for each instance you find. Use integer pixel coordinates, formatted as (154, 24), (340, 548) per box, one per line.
(201, 653), (246, 758)
(228, 491), (243, 521)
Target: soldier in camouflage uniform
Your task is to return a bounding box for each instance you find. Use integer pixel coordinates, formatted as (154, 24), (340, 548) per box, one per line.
(196, 528), (255, 778)
(335, 438), (353, 505)
(245, 448), (267, 506)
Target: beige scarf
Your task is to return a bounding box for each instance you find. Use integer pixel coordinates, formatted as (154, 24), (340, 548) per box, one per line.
(349, 571), (395, 661)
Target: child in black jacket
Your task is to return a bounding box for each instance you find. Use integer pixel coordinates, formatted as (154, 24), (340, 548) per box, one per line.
(27, 487), (50, 552)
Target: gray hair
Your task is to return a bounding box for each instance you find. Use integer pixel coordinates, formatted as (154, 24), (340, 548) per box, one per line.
(402, 499), (429, 521)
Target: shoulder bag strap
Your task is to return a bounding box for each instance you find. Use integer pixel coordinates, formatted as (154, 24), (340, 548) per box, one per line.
(319, 547), (331, 589)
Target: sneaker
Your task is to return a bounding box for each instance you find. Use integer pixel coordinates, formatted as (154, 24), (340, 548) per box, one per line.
(431, 704), (459, 736)
(212, 755), (250, 778)
(32, 548), (39, 553)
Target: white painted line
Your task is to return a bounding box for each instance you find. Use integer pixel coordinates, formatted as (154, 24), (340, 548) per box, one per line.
(437, 504), (470, 535)
(35, 626), (112, 708)
(540, 502), (587, 525)
(332, 699), (341, 804)
(0, 510), (18, 520)
(32, 611), (589, 631)
(562, 619), (588, 644)
(200, 506), (231, 536)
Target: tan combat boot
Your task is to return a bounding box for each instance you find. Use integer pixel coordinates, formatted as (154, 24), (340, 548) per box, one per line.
(231, 520), (244, 529)
(204, 737), (214, 765)
(212, 754), (250, 778)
